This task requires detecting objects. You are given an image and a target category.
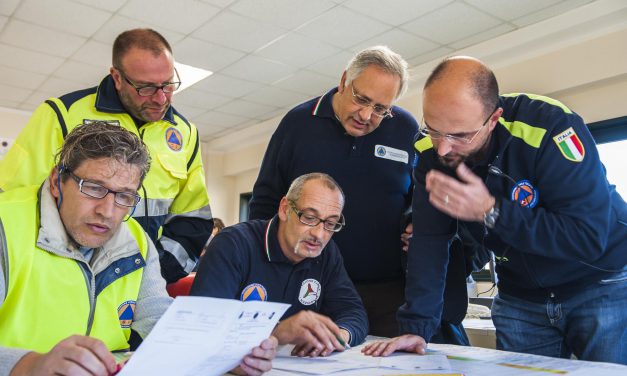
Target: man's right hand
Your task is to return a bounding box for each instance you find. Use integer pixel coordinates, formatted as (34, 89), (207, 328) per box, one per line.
(10, 335), (116, 376)
(271, 310), (347, 357)
(361, 334), (427, 357)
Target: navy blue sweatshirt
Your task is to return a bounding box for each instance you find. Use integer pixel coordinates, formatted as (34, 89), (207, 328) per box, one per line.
(190, 217), (368, 346)
(249, 88), (418, 282)
(398, 93), (627, 341)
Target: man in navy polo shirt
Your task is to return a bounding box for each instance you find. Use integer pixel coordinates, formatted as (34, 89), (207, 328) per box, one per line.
(191, 173), (368, 357)
(248, 46), (418, 337)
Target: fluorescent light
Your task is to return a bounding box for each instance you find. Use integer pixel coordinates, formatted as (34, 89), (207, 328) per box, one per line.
(174, 61), (212, 93)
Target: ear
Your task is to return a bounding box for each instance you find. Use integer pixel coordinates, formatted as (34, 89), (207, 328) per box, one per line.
(110, 67), (123, 91)
(488, 107), (504, 132)
(278, 197), (289, 222)
(49, 167), (61, 200)
(338, 71), (348, 94)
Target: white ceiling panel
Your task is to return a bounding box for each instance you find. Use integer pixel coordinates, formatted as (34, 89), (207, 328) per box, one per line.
(38, 77), (91, 96)
(407, 46), (454, 67)
(174, 37), (246, 72)
(0, 15), (7, 29)
(255, 33), (341, 68)
(171, 103), (208, 120)
(242, 86), (309, 108)
(70, 40), (113, 70)
(305, 50), (354, 77)
(119, 0), (220, 34)
(92, 15), (186, 45)
(512, 0), (596, 28)
(297, 6), (392, 49)
(221, 55), (297, 84)
(192, 10), (287, 53)
(218, 99), (278, 118)
(466, 0), (561, 22)
(200, 0), (237, 8)
(0, 65), (47, 90)
(191, 73), (263, 98)
(72, 0), (128, 12)
(53, 60), (106, 86)
(1, 99), (21, 109)
(23, 89), (57, 107)
(230, 0), (337, 30)
(274, 70), (338, 96)
(196, 122), (228, 139)
(0, 83), (31, 102)
(14, 0), (111, 37)
(196, 110), (252, 128)
(0, 0), (20, 16)
(0, 43), (64, 74)
(449, 23), (516, 50)
(0, 19), (86, 58)
(342, 0), (453, 26)
(349, 28), (441, 60)
(174, 87), (233, 110)
(401, 2), (503, 45)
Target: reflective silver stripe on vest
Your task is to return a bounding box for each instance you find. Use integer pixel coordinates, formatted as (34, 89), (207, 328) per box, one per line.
(132, 198), (173, 217)
(159, 235), (196, 273)
(0, 219), (8, 301)
(164, 204), (213, 223)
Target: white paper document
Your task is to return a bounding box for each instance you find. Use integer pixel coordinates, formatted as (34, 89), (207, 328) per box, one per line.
(119, 296), (289, 376)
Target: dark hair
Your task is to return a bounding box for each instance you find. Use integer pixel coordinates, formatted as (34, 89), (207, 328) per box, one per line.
(112, 28), (172, 69)
(213, 218), (225, 232)
(56, 122), (151, 186)
(425, 57), (499, 117)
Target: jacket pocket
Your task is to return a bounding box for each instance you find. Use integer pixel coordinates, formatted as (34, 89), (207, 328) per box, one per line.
(157, 153), (187, 180)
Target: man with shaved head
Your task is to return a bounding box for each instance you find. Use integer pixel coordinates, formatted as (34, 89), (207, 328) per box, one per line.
(364, 56), (627, 364)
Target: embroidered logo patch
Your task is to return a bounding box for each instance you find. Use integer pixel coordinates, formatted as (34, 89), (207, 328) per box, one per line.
(117, 300), (136, 328)
(373, 144), (409, 164)
(510, 180), (538, 208)
(165, 127), (183, 151)
(83, 119), (120, 126)
(240, 283), (268, 302)
(553, 127), (585, 162)
(298, 279), (321, 306)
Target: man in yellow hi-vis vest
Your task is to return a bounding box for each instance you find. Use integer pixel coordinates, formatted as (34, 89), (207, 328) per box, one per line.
(0, 28), (213, 284)
(0, 123), (276, 376)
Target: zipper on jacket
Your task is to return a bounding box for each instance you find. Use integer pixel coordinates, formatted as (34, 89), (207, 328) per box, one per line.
(77, 261), (97, 336)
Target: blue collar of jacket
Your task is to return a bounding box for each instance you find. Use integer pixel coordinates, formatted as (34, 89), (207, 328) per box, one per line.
(95, 75), (177, 125)
(312, 87), (339, 119)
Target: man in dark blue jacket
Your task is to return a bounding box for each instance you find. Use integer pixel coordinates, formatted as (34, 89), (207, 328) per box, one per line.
(248, 46), (418, 337)
(364, 57), (627, 364)
(191, 173), (368, 358)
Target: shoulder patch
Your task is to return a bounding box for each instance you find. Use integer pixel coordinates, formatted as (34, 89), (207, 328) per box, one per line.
(240, 283), (267, 302)
(553, 127), (585, 162)
(117, 300), (136, 328)
(165, 127), (183, 152)
(298, 279), (321, 306)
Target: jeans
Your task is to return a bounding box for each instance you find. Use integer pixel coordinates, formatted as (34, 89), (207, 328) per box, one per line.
(491, 269), (627, 364)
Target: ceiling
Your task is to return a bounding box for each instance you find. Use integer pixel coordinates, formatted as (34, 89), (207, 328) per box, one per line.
(0, 0), (598, 142)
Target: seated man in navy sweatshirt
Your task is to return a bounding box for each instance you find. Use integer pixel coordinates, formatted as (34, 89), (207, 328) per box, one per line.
(191, 173), (368, 357)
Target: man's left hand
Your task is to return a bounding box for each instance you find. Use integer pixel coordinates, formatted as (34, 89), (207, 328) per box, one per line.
(426, 163), (495, 222)
(232, 336), (278, 376)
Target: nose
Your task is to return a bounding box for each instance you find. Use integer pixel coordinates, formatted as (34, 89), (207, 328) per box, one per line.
(309, 221), (327, 239)
(435, 137), (454, 157)
(151, 88), (168, 105)
(357, 105), (373, 121)
(95, 192), (117, 218)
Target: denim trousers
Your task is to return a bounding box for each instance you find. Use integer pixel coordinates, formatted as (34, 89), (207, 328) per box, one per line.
(491, 269), (627, 364)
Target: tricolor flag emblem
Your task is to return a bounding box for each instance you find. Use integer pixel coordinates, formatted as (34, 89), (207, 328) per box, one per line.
(553, 127), (585, 162)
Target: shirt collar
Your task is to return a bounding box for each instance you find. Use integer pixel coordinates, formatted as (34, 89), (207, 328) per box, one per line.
(94, 75), (177, 125)
(312, 87), (339, 119)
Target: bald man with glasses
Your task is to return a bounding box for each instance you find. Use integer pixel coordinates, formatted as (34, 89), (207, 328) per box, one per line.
(191, 173), (368, 358)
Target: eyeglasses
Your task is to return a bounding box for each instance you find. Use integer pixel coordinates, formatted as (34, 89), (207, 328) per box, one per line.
(289, 201), (345, 232)
(68, 172), (141, 207)
(419, 106), (498, 145)
(116, 67), (181, 97)
(350, 84), (394, 119)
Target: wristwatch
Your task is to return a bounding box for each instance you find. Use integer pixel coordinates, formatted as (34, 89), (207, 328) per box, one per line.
(484, 198), (501, 229)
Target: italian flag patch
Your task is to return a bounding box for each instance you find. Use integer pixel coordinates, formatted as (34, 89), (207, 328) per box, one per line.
(553, 127), (585, 162)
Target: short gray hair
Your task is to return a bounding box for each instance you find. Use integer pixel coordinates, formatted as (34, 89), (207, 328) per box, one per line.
(56, 122), (151, 186)
(286, 173), (345, 205)
(344, 46), (409, 100)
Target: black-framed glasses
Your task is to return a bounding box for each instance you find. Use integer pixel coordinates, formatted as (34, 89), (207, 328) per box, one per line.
(350, 84), (394, 119)
(420, 105), (499, 145)
(288, 201), (345, 232)
(67, 172), (141, 207)
(116, 67), (181, 97)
